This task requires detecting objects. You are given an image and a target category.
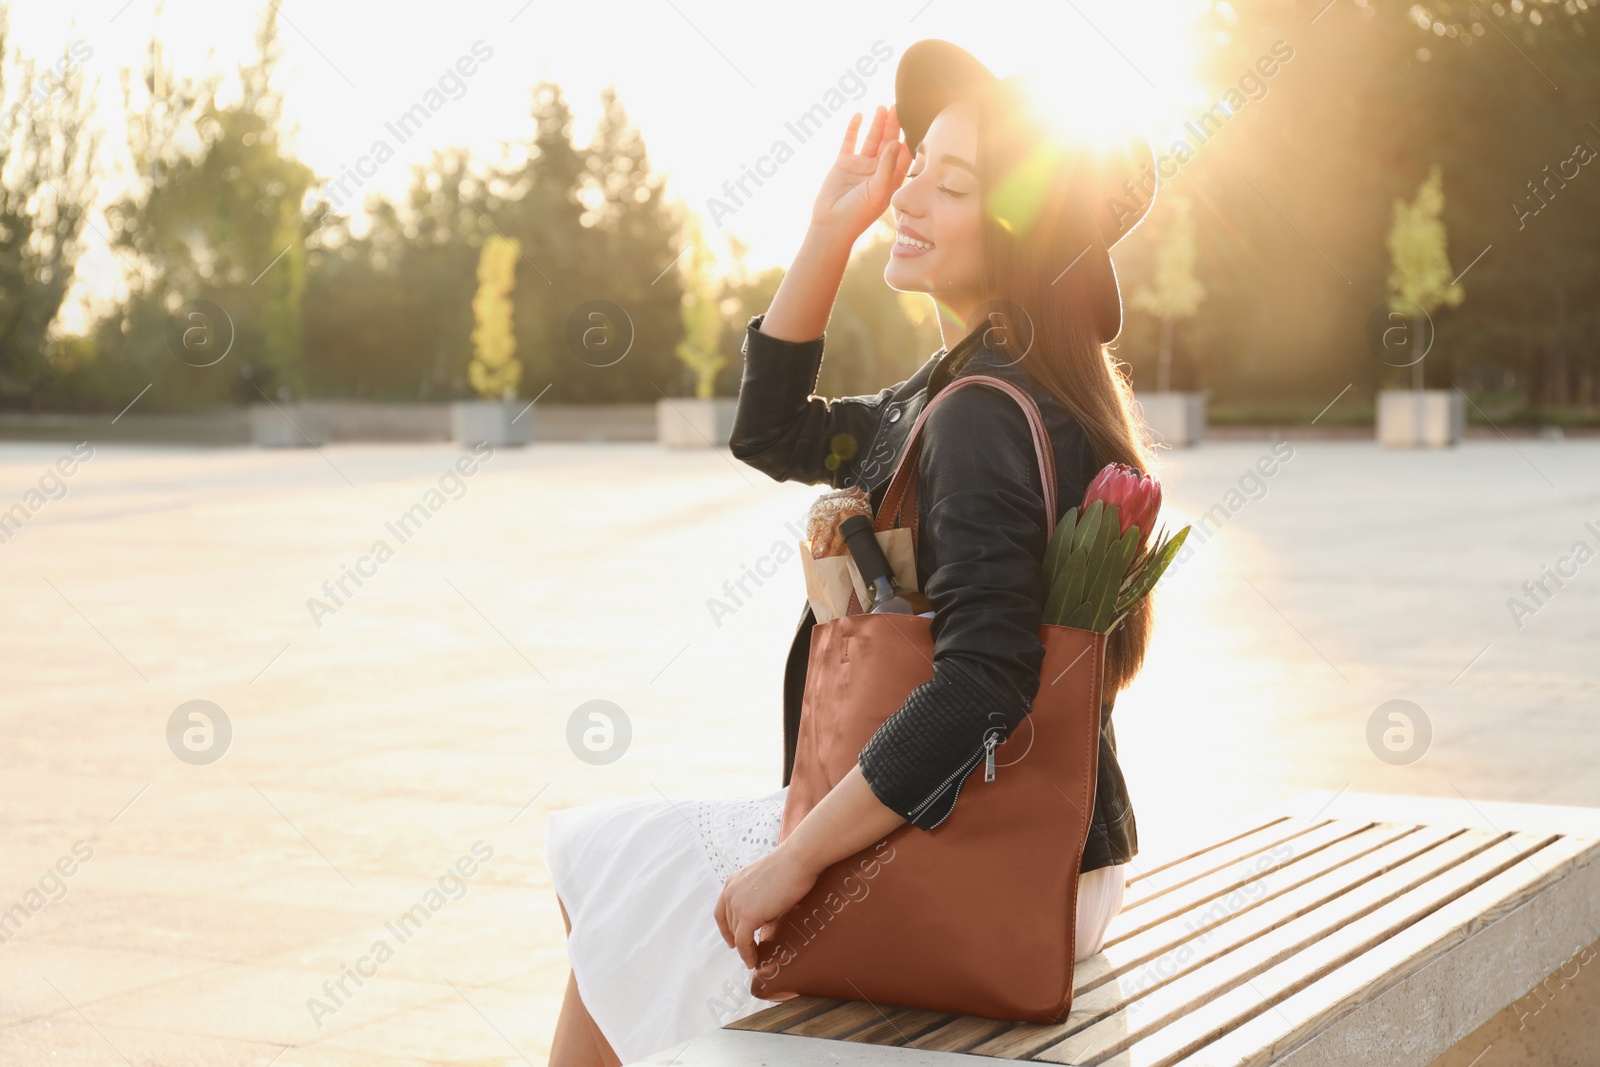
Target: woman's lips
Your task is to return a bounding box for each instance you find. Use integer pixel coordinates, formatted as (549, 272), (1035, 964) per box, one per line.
(892, 230), (934, 257)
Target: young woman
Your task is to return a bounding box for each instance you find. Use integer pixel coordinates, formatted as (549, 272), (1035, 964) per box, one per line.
(545, 39), (1158, 1067)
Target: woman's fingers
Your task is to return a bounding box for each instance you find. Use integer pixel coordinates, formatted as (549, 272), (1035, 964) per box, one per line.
(838, 111), (863, 157)
(860, 104), (887, 158)
(714, 886), (733, 947)
(718, 883), (759, 967)
(869, 139), (909, 207)
(841, 105), (899, 161)
(735, 917), (758, 969)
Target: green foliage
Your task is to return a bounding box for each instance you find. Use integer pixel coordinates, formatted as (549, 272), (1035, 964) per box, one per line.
(811, 221), (944, 400)
(1130, 193), (1205, 321)
(34, 0), (1600, 416)
(305, 149), (488, 402)
(494, 83), (686, 403)
(1043, 498), (1190, 634)
(86, 6), (314, 410)
(673, 214), (724, 399)
(0, 7), (99, 409)
(1114, 527), (1188, 620)
(1129, 193), (1205, 392)
(469, 235), (521, 400)
(301, 82), (695, 405)
(1386, 163), (1465, 317)
(1107, 0), (1600, 408)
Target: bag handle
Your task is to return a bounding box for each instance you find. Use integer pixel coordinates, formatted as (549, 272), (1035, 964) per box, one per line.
(844, 374), (1059, 617)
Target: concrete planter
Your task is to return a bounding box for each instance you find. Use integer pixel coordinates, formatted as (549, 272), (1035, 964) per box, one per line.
(537, 404), (656, 442)
(309, 402), (450, 442)
(249, 403), (330, 447)
(657, 397), (738, 449)
(1378, 389), (1465, 448)
(1135, 392), (1206, 448)
(450, 400), (531, 448)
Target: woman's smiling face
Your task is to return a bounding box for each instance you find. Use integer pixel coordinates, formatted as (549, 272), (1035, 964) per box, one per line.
(885, 98), (985, 320)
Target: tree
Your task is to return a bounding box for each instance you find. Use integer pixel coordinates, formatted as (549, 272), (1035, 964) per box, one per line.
(673, 213), (722, 398)
(1385, 163), (1464, 390)
(97, 5), (314, 409)
(0, 6), (99, 408)
(306, 148), (493, 401)
(469, 235), (521, 399)
(575, 85), (684, 401)
(1129, 193), (1205, 393)
(497, 82), (586, 401)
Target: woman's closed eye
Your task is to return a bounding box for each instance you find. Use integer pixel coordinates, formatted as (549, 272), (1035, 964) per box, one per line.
(908, 168), (967, 199)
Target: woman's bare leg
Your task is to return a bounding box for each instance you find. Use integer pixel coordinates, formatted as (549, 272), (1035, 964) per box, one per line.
(549, 894), (623, 1067)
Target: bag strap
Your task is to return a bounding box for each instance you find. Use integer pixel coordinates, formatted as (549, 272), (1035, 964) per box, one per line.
(844, 374), (1059, 617)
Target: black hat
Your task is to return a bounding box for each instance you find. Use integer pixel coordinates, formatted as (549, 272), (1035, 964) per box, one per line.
(895, 38), (1157, 252)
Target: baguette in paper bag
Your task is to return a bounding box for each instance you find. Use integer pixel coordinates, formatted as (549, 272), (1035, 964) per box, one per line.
(798, 488), (920, 622)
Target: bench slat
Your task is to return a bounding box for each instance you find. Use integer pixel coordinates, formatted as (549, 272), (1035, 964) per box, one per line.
(841, 1006), (966, 1047)
(704, 804), (1600, 1067)
(1029, 827), (1515, 1063)
(1036, 830), (1554, 1064)
(782, 999), (906, 1039)
(1122, 817), (1322, 913)
(903, 1012), (1031, 1054)
(724, 995), (849, 1033)
(1093, 820), (1397, 960)
(1124, 815), (1297, 887)
(1066, 822), (1452, 1024)
(937, 824), (1467, 1061)
(1169, 830), (1600, 1067)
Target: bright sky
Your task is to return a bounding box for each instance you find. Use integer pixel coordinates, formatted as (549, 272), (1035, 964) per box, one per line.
(23, 0), (1215, 333)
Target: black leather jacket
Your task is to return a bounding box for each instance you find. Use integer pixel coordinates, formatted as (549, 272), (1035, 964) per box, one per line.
(728, 313), (1137, 874)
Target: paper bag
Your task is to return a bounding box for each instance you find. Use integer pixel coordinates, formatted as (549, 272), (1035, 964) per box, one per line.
(798, 529), (919, 623)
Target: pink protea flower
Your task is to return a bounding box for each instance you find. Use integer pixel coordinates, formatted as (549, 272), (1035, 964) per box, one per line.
(1084, 462), (1161, 549)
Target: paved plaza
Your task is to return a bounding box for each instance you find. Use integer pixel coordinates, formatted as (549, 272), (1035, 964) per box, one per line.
(0, 435), (1596, 1064)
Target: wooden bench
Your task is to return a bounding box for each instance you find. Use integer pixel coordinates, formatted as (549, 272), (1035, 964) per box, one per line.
(629, 790), (1600, 1066)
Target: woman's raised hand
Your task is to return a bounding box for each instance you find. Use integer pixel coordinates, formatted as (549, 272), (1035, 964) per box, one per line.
(809, 104), (912, 242)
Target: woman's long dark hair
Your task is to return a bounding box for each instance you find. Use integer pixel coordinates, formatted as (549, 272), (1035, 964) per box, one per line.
(951, 82), (1160, 697)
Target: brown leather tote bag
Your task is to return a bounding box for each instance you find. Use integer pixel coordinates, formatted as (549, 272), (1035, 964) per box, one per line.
(749, 373), (1107, 1022)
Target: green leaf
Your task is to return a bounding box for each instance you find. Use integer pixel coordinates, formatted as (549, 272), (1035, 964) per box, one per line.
(1100, 531), (1139, 630)
(1042, 505), (1080, 595)
(1072, 499), (1105, 556)
(1063, 597), (1095, 629)
(1074, 506), (1123, 619)
(1045, 547), (1088, 624)
(1089, 528), (1142, 631)
(1114, 525), (1191, 615)
(1061, 515), (1120, 629)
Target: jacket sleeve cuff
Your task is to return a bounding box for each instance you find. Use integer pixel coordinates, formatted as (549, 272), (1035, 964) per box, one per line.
(738, 313), (826, 408)
(857, 656), (1027, 830)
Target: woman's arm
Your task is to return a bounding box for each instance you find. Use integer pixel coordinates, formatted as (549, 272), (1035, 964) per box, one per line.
(855, 386), (1078, 830)
(716, 388), (1067, 968)
(761, 104), (909, 340)
(755, 224), (856, 343)
(726, 106), (914, 489)
(727, 314), (890, 489)
(715, 763), (905, 969)
(714, 106), (919, 968)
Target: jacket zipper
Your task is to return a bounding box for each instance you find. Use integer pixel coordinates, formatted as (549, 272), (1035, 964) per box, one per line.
(905, 744), (983, 823)
(906, 730), (1000, 828)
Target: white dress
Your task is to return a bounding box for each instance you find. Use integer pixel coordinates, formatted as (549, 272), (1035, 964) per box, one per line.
(544, 784), (1126, 1065)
